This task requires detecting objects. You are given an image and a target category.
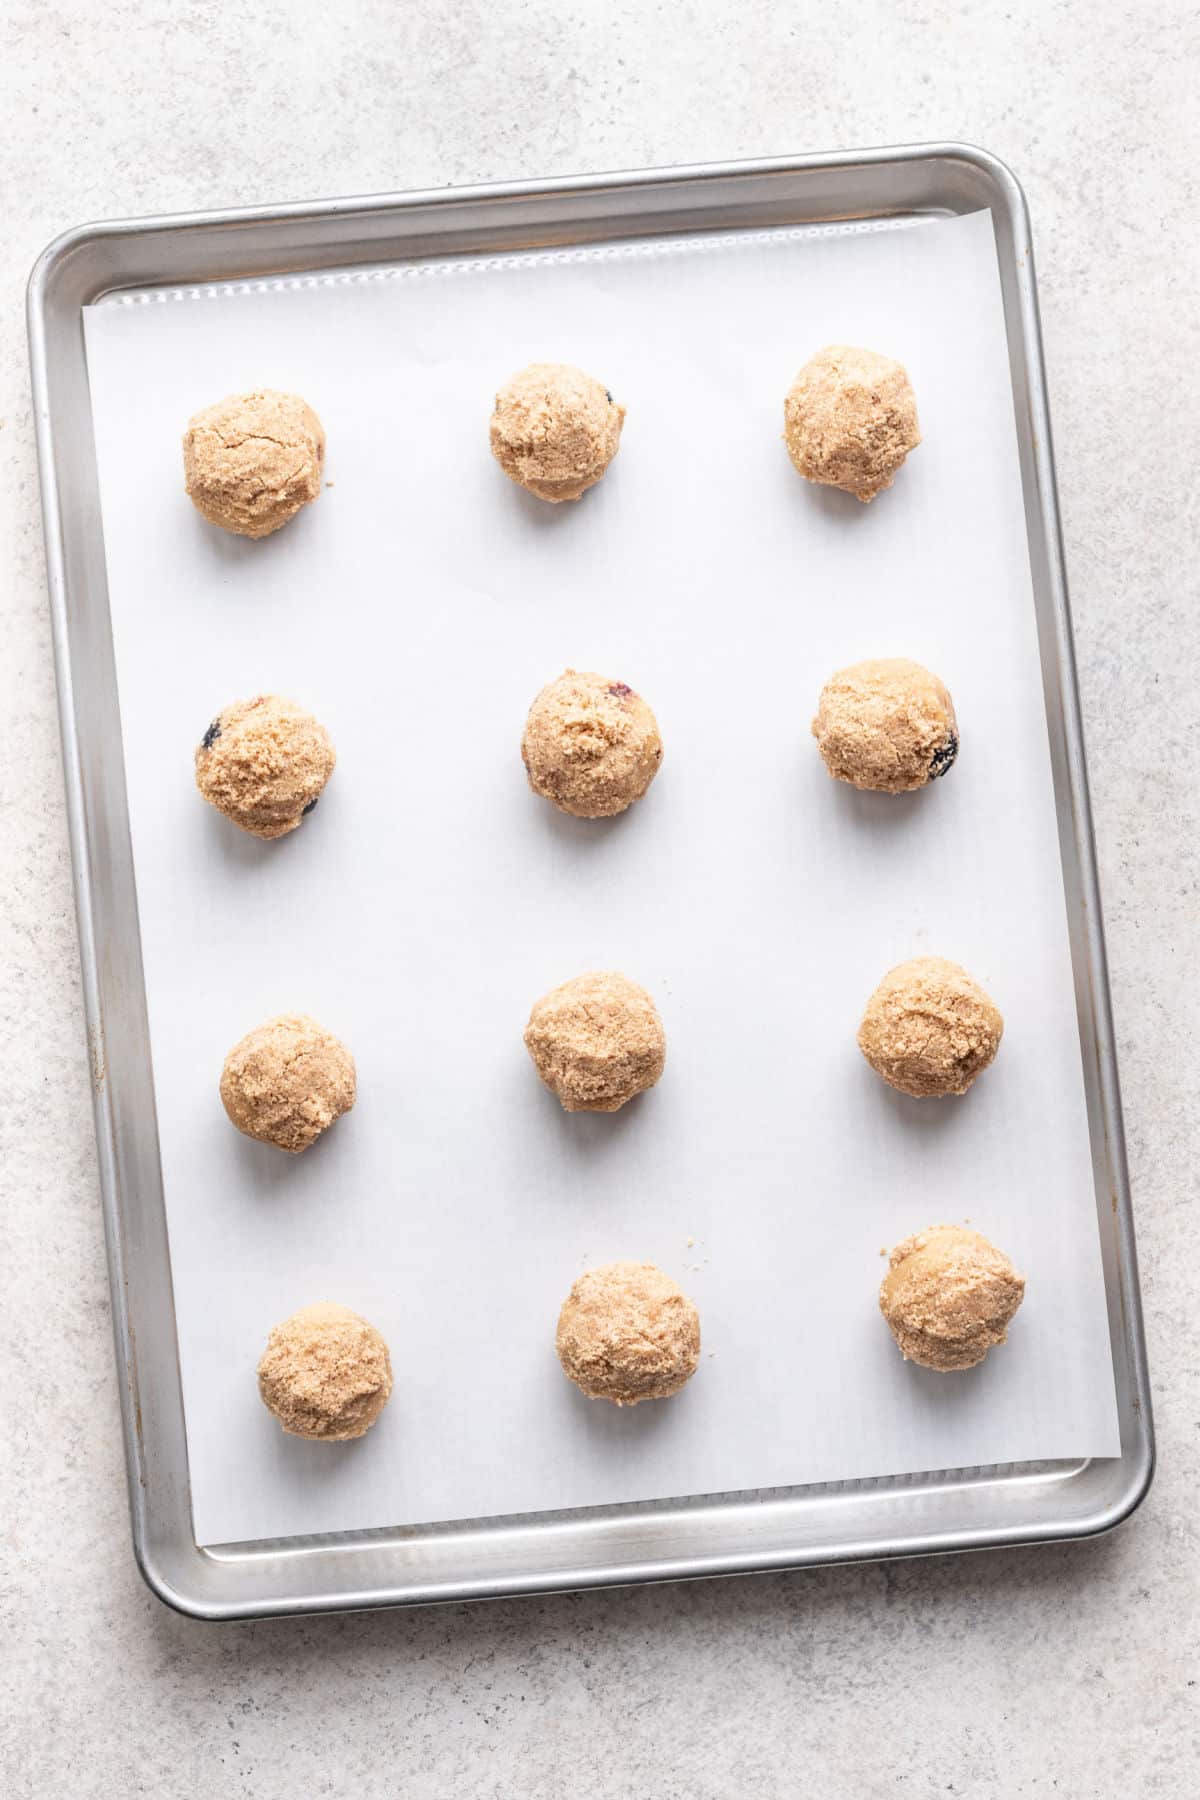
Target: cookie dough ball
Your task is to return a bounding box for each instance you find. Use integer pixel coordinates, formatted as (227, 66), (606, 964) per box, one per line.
(858, 957), (1003, 1098)
(195, 695), (335, 839)
(221, 1014), (356, 1153)
(525, 971), (665, 1113)
(490, 362), (624, 501)
(880, 1226), (1025, 1371)
(522, 669), (662, 819)
(784, 345), (920, 502)
(257, 1302), (392, 1439)
(556, 1263), (701, 1404)
(813, 658), (958, 792)
(183, 390), (325, 537)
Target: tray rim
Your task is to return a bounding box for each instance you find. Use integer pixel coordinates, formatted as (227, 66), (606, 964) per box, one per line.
(28, 140), (1154, 1621)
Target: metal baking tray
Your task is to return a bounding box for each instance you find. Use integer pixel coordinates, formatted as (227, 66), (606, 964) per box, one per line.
(29, 144), (1153, 1619)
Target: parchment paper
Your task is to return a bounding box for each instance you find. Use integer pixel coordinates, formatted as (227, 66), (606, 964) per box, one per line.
(83, 208), (1120, 1547)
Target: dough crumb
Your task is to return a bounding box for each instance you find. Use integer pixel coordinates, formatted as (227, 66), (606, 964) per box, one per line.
(784, 345), (919, 502)
(813, 658), (958, 792)
(183, 389), (324, 536)
(221, 1014), (355, 1152)
(490, 362), (624, 501)
(522, 668), (662, 818)
(556, 1262), (700, 1404)
(195, 695), (335, 839)
(257, 1302), (392, 1438)
(880, 1226), (1025, 1370)
(525, 971), (666, 1113)
(859, 957), (1002, 1098)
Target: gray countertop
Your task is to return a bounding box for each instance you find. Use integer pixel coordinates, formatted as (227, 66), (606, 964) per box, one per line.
(2, 3), (1197, 1794)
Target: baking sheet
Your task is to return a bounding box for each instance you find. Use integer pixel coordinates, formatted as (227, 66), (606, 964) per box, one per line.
(82, 207), (1120, 1548)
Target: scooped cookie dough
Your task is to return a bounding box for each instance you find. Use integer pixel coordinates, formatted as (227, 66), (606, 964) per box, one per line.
(220, 1014), (356, 1153)
(490, 363), (625, 501)
(813, 658), (958, 792)
(784, 345), (920, 502)
(195, 695), (335, 839)
(257, 1302), (392, 1439)
(858, 957), (1003, 1098)
(522, 669), (662, 819)
(880, 1226), (1025, 1371)
(525, 971), (666, 1113)
(556, 1262), (701, 1404)
(183, 389), (325, 537)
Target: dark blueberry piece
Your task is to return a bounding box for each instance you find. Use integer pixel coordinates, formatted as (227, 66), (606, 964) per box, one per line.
(200, 718), (222, 751)
(928, 731), (959, 780)
(605, 389), (613, 404)
(301, 796), (319, 817)
(608, 682), (633, 699)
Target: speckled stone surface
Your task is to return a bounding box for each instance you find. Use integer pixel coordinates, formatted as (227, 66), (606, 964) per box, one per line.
(2, 4), (1198, 1794)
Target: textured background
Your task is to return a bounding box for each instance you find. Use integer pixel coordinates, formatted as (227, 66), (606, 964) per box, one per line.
(2, 3), (1197, 1795)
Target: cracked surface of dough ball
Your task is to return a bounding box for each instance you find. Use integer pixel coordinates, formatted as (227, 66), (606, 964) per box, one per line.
(183, 389), (325, 537)
(490, 362), (624, 501)
(257, 1302), (392, 1439)
(858, 957), (1003, 1098)
(525, 971), (665, 1113)
(813, 657), (958, 792)
(556, 1262), (701, 1404)
(784, 345), (920, 502)
(196, 695), (335, 839)
(221, 1014), (356, 1153)
(880, 1226), (1025, 1371)
(522, 668), (662, 818)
